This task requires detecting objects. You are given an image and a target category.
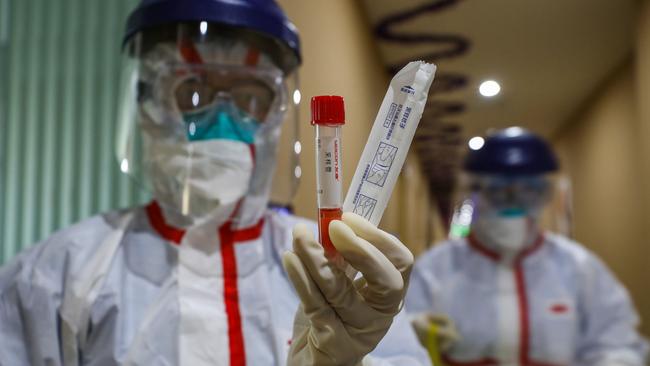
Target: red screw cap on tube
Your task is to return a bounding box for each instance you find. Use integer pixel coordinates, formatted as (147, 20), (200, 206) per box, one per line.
(311, 95), (346, 125)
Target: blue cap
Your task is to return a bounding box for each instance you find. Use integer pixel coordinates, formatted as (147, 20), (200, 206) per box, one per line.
(464, 127), (559, 175)
(124, 0), (301, 66)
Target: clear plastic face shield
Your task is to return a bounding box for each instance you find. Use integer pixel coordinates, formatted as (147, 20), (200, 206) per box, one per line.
(116, 23), (300, 225)
(450, 173), (556, 250)
(470, 174), (553, 218)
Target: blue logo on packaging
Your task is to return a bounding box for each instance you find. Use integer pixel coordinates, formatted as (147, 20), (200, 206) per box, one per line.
(400, 86), (415, 95)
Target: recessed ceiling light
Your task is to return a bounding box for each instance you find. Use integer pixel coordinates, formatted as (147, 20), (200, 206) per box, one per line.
(468, 136), (485, 150)
(479, 80), (501, 97)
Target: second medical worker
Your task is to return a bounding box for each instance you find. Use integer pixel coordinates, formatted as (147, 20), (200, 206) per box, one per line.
(406, 127), (648, 365)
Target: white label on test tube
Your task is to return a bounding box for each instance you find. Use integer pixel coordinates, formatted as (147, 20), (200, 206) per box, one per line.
(317, 132), (342, 208)
(343, 61), (436, 226)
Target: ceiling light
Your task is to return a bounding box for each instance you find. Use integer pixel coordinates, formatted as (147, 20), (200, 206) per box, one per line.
(479, 80), (501, 97)
(468, 136), (485, 150)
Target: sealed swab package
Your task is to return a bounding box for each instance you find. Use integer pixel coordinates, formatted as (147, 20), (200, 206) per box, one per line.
(343, 61), (436, 225)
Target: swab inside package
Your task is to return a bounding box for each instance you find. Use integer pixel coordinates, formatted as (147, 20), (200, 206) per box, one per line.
(343, 61), (436, 225)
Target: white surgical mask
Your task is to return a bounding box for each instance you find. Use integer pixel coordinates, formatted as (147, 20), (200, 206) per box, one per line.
(144, 138), (254, 221)
(474, 214), (531, 253)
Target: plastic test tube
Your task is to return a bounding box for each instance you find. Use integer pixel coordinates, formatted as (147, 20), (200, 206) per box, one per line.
(311, 96), (345, 257)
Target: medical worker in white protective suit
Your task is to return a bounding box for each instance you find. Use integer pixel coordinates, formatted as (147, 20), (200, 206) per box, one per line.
(0, 0), (430, 365)
(406, 127), (648, 366)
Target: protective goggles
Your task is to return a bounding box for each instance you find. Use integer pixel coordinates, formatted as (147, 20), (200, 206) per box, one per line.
(139, 62), (286, 139)
(472, 175), (552, 215)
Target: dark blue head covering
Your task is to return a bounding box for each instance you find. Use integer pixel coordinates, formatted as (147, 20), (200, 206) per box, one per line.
(464, 127), (559, 175)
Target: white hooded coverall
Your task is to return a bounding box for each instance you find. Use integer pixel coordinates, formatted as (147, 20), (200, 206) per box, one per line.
(406, 232), (648, 366)
(0, 202), (430, 365)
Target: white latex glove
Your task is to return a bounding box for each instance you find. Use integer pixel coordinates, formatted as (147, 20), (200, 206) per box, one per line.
(283, 212), (414, 366)
(411, 313), (460, 353)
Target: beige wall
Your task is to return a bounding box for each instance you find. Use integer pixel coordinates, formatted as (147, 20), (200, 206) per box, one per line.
(634, 0), (650, 338)
(554, 65), (649, 336)
(553, 7), (650, 335)
(637, 0), (650, 246)
(276, 0), (434, 250)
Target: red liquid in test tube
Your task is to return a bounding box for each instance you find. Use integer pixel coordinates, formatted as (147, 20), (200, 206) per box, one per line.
(318, 207), (342, 254)
(311, 96), (345, 257)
